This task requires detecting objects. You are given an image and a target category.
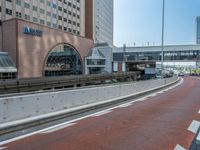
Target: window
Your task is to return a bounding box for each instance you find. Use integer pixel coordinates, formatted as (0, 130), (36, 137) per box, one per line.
(6, 9), (12, 15)
(40, 19), (45, 24)
(16, 0), (21, 5)
(52, 13), (57, 18)
(52, 3), (57, 9)
(40, 0), (45, 3)
(24, 3), (30, 9)
(58, 6), (62, 11)
(33, 17), (38, 23)
(52, 23), (57, 28)
(40, 9), (45, 14)
(58, 16), (62, 20)
(47, 1), (51, 7)
(44, 44), (82, 77)
(16, 11), (22, 18)
(46, 11), (51, 17)
(47, 22), (51, 27)
(33, 6), (38, 11)
(58, 25), (62, 30)
(25, 14), (30, 20)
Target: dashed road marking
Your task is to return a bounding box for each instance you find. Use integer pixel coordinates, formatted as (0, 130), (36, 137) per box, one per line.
(116, 103), (133, 108)
(174, 144), (186, 150)
(188, 120), (200, 134)
(148, 93), (157, 97)
(92, 110), (112, 117)
(40, 123), (76, 134)
(157, 91), (164, 94)
(136, 97), (147, 102)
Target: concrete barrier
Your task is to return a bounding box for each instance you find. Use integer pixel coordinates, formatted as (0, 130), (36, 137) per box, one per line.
(0, 77), (178, 128)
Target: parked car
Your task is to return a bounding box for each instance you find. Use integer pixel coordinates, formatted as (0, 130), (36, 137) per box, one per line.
(178, 72), (185, 76)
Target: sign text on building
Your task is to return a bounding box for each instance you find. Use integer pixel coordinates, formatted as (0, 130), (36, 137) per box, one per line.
(23, 26), (43, 37)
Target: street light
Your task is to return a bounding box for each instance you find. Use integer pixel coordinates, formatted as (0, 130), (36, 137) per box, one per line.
(161, 0), (165, 77)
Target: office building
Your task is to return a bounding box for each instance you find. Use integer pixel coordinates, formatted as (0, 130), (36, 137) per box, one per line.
(0, 0), (85, 36)
(0, 0), (95, 79)
(86, 0), (114, 46)
(196, 16), (200, 44)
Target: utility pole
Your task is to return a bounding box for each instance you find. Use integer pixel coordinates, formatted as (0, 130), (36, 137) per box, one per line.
(161, 0), (165, 77)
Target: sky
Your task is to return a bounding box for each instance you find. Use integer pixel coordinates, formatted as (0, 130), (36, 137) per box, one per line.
(114, 0), (200, 47)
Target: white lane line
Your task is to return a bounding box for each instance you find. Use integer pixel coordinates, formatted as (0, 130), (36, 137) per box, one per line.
(0, 78), (184, 146)
(40, 123), (76, 134)
(174, 144), (186, 150)
(198, 109), (200, 114)
(135, 97), (148, 102)
(148, 93), (157, 97)
(188, 120), (200, 134)
(157, 91), (164, 94)
(116, 103), (133, 108)
(91, 110), (112, 117)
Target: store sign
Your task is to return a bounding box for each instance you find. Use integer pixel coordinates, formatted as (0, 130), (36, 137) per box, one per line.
(23, 26), (43, 37)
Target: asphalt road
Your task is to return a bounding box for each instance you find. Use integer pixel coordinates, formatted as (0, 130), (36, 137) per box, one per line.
(1, 76), (200, 150)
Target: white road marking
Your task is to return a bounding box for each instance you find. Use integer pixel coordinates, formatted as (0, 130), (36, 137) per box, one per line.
(0, 147), (8, 150)
(91, 110), (112, 117)
(157, 91), (164, 94)
(40, 123), (76, 134)
(148, 93), (157, 97)
(198, 109), (200, 114)
(116, 103), (133, 108)
(174, 144), (186, 150)
(0, 78), (184, 146)
(188, 120), (200, 134)
(196, 131), (200, 141)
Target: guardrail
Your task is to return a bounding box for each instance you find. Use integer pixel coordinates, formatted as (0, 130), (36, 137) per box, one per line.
(0, 72), (140, 94)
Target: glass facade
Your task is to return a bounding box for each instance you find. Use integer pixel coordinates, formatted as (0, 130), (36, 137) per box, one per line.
(87, 59), (106, 66)
(113, 51), (200, 62)
(44, 44), (82, 77)
(0, 53), (17, 80)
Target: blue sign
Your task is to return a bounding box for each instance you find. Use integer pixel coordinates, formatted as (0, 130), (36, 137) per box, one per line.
(23, 26), (43, 37)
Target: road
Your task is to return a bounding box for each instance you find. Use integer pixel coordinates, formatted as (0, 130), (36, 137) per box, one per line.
(1, 77), (200, 150)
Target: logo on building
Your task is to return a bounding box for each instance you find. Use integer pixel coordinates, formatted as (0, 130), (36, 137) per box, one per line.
(23, 26), (43, 37)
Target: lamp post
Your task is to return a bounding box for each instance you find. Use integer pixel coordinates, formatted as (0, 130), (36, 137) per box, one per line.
(161, 0), (165, 77)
